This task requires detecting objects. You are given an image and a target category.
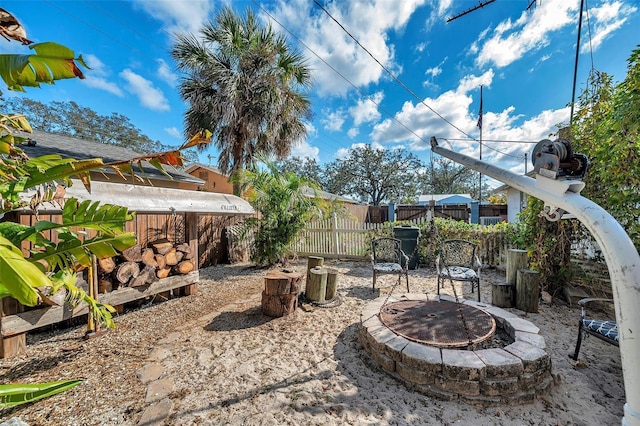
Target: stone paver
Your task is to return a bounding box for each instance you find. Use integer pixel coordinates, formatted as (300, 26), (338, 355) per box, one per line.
(145, 378), (175, 403)
(137, 398), (173, 426)
(136, 363), (165, 384)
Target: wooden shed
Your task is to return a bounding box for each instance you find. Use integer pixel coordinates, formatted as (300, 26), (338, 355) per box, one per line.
(1, 131), (254, 357)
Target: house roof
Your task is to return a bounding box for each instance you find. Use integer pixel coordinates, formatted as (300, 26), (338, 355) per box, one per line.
(418, 193), (472, 203)
(24, 179), (254, 215)
(184, 163), (226, 176)
(301, 187), (359, 204)
(19, 130), (204, 185)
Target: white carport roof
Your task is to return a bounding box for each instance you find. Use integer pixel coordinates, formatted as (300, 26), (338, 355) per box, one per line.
(29, 180), (254, 215)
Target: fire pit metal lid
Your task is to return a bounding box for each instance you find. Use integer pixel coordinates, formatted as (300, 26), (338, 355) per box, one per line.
(379, 299), (496, 348)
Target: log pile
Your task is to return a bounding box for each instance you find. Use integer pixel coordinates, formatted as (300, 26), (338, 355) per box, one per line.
(97, 239), (195, 293)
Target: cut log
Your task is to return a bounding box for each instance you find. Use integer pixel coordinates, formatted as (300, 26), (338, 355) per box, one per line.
(261, 291), (297, 317)
(130, 265), (157, 287)
(516, 269), (540, 313)
(165, 249), (179, 266)
(175, 260), (194, 274)
(150, 238), (174, 255)
(114, 261), (140, 285)
(156, 266), (172, 279)
(155, 254), (167, 269)
(262, 271), (302, 317)
(306, 267), (327, 302)
(175, 243), (191, 254)
(264, 276), (291, 296)
(98, 277), (113, 294)
(325, 268), (339, 300)
(141, 248), (158, 268)
(122, 244), (143, 262)
(98, 257), (116, 274)
(492, 283), (513, 308)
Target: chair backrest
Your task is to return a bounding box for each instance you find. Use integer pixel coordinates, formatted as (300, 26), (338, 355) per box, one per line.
(440, 239), (478, 268)
(372, 237), (403, 264)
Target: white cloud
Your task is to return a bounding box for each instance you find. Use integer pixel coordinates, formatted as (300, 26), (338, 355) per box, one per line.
(349, 92), (384, 126)
(81, 54), (123, 96)
(321, 109), (346, 131)
(475, 2), (578, 68)
(289, 140), (320, 160)
(347, 127), (359, 138)
(583, 1), (637, 52)
(370, 68), (570, 173)
(425, 66), (442, 79)
(164, 127), (181, 139)
(272, 0), (426, 96)
(131, 0), (213, 36)
(120, 69), (170, 112)
(157, 59), (178, 87)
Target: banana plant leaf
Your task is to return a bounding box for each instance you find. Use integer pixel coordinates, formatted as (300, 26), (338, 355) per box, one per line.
(0, 236), (44, 306)
(0, 380), (82, 408)
(0, 42), (87, 92)
(29, 232), (137, 271)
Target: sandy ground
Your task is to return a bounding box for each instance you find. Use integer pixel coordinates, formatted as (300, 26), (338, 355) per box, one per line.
(0, 260), (625, 425)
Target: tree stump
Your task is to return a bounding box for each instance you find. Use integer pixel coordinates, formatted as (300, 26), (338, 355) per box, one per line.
(506, 249), (528, 285)
(516, 269), (540, 313)
(325, 268), (339, 300)
(492, 283), (513, 308)
(262, 271), (302, 317)
(306, 267), (327, 302)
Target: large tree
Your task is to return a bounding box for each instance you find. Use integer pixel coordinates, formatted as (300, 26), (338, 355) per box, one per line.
(0, 98), (197, 162)
(276, 156), (324, 187)
(172, 7), (312, 194)
(571, 47), (640, 249)
(324, 145), (422, 205)
(417, 157), (487, 200)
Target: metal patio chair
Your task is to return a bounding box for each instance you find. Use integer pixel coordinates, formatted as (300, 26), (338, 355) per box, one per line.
(570, 298), (618, 361)
(371, 237), (410, 292)
(436, 239), (482, 302)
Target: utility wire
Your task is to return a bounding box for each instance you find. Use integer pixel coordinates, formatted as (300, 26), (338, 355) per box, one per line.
(312, 0), (475, 141)
(252, 0), (432, 148)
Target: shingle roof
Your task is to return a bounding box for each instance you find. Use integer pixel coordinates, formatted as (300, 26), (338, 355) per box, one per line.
(19, 130), (203, 185)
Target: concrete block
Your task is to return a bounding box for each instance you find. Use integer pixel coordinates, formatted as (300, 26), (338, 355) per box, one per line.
(441, 349), (485, 381)
(474, 348), (524, 378)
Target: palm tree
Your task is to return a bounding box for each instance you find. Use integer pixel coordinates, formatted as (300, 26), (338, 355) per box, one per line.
(171, 6), (312, 195)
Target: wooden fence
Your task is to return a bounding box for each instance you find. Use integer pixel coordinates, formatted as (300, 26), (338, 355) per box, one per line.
(290, 216), (385, 259)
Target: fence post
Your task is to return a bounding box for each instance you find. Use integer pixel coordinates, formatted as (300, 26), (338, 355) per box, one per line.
(332, 213), (340, 256)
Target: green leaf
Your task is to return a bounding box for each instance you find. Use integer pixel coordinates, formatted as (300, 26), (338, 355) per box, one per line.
(30, 232), (136, 270)
(0, 236), (44, 306)
(0, 42), (86, 91)
(0, 380), (82, 408)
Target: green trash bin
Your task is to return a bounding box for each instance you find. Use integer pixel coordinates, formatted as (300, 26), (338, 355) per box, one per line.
(393, 225), (420, 270)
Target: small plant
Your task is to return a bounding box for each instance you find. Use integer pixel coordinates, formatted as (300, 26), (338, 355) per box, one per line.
(232, 159), (325, 266)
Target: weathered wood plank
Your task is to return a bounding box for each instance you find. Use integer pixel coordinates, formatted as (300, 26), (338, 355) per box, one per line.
(1, 271), (199, 337)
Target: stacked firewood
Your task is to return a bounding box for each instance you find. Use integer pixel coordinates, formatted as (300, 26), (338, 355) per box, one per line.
(97, 239), (195, 293)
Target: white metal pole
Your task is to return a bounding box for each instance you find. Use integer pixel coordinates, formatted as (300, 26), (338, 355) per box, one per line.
(431, 137), (640, 426)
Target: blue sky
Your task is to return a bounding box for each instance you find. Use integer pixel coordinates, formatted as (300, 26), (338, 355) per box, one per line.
(2, 0), (638, 188)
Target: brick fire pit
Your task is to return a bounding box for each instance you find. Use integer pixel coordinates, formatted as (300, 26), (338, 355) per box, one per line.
(359, 293), (553, 406)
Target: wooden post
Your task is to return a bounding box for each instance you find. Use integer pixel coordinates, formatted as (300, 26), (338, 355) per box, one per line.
(516, 269), (540, 313)
(262, 271), (302, 317)
(184, 212), (199, 296)
(325, 268), (339, 300)
(306, 267), (327, 302)
(306, 256), (324, 283)
(491, 283), (513, 308)
(506, 249), (528, 285)
(0, 297), (26, 358)
(332, 213), (340, 256)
